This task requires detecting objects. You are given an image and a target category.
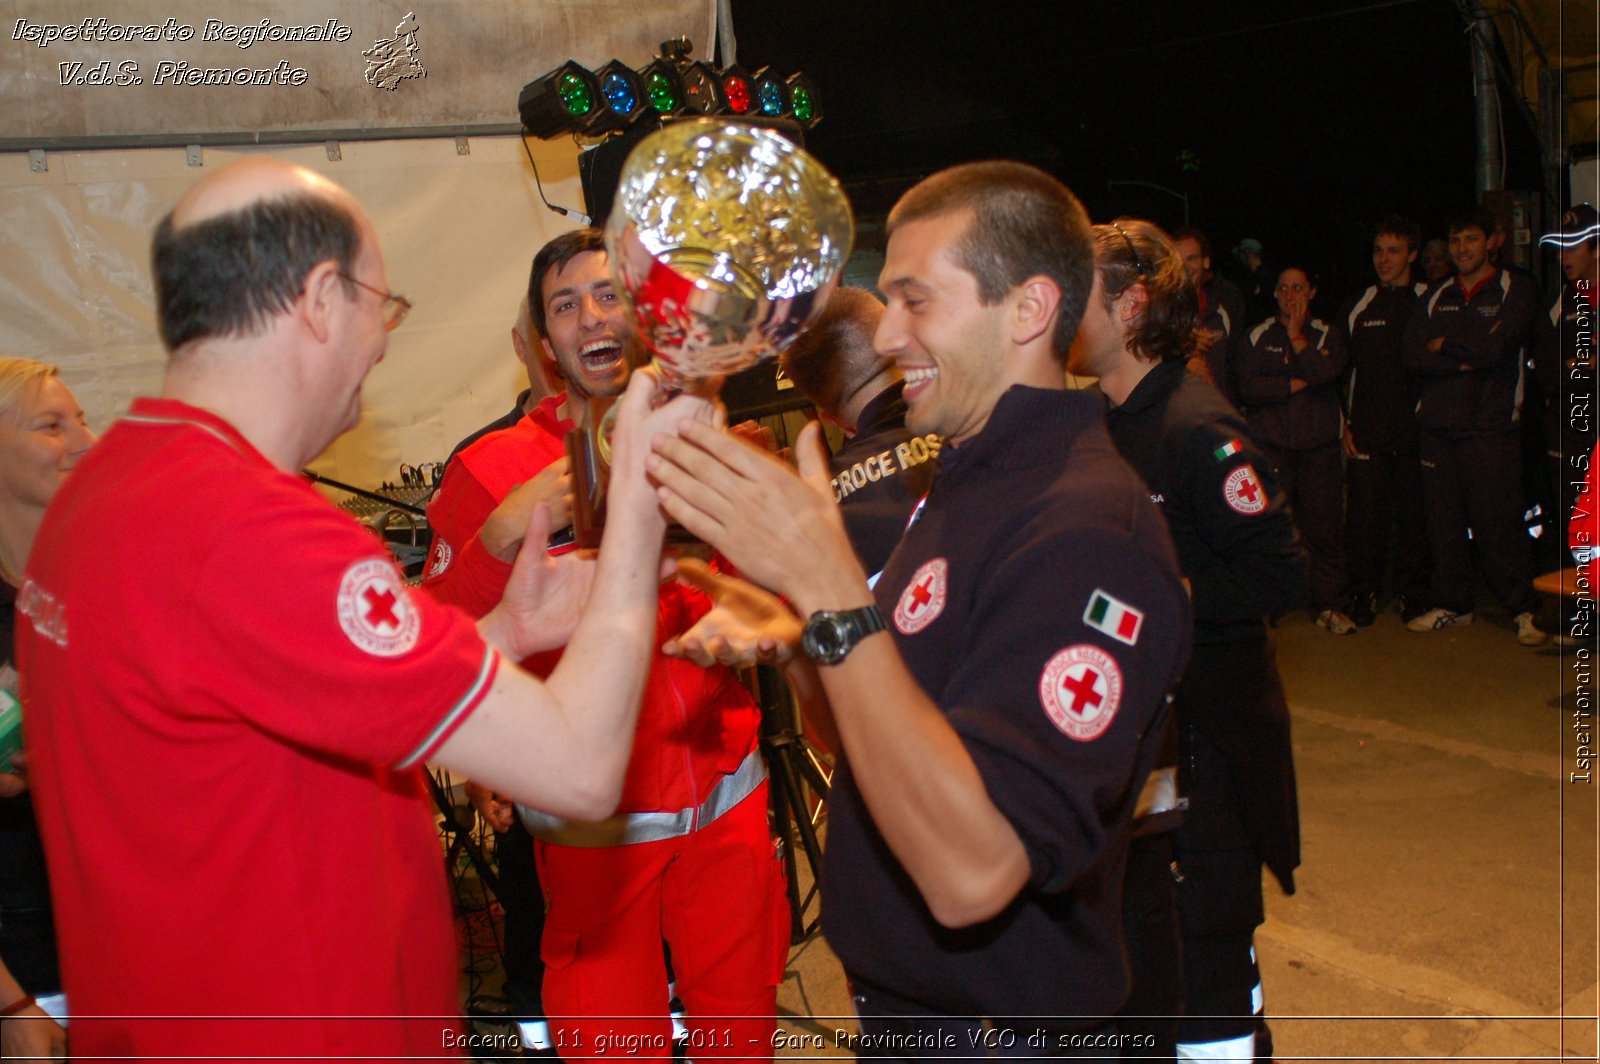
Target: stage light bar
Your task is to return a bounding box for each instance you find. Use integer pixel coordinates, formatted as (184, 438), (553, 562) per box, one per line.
(517, 41), (822, 139)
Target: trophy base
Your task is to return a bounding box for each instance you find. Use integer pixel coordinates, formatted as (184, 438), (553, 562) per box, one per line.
(567, 407), (701, 551)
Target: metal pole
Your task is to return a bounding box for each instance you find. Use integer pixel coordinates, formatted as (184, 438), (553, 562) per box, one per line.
(1469, 5), (1504, 198)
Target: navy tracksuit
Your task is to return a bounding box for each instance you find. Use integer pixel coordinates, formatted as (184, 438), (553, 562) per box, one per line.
(1335, 281), (1432, 609)
(1233, 315), (1350, 613)
(1403, 269), (1540, 617)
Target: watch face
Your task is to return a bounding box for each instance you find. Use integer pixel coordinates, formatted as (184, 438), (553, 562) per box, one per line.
(804, 614), (848, 664)
(804, 606), (884, 665)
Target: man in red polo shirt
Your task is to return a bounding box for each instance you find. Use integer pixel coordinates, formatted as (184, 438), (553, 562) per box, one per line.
(425, 227), (786, 1061)
(15, 158), (705, 1062)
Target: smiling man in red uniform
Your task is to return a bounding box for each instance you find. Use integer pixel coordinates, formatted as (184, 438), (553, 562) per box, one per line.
(425, 228), (785, 1060)
(14, 159), (704, 1061)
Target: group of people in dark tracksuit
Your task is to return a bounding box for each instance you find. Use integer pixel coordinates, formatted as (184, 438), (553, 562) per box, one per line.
(1045, 202), (1588, 1062)
(1203, 206), (1579, 647)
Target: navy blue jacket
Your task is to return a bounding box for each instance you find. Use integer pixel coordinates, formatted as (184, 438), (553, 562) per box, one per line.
(1403, 269), (1537, 435)
(1335, 281), (1428, 455)
(1532, 282), (1597, 459)
(1233, 315), (1349, 449)
(822, 386), (1191, 1023)
(1101, 362), (1304, 892)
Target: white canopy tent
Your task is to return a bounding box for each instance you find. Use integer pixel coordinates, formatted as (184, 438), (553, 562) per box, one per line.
(0, 0), (726, 488)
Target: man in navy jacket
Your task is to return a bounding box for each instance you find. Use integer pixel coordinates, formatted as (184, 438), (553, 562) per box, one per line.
(1403, 207), (1546, 645)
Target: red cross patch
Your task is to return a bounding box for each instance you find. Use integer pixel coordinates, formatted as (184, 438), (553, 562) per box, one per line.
(337, 559), (421, 657)
(427, 538), (453, 579)
(1222, 464), (1267, 515)
(1039, 644), (1123, 742)
(893, 557), (948, 635)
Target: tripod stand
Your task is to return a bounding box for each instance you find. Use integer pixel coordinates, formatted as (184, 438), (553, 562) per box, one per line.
(753, 665), (833, 945)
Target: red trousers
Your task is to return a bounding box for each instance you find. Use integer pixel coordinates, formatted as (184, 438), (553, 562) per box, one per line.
(536, 786), (788, 1060)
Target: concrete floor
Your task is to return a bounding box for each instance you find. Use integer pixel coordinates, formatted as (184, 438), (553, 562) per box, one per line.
(771, 605), (1600, 1062)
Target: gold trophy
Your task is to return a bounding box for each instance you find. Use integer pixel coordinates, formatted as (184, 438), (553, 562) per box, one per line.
(568, 118), (855, 547)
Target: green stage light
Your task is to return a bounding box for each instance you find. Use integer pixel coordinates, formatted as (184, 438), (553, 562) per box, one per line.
(639, 59), (686, 117)
(785, 72), (821, 128)
(518, 60), (601, 137)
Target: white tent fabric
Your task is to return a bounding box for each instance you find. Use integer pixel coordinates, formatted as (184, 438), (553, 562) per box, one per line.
(0, 0), (726, 490)
(0, 134), (597, 488)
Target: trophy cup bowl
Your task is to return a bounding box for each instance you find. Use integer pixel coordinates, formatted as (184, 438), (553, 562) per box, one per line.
(568, 119), (854, 547)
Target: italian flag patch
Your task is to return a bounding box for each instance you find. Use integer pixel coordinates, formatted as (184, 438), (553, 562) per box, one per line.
(1213, 438), (1243, 462)
(1084, 589), (1143, 646)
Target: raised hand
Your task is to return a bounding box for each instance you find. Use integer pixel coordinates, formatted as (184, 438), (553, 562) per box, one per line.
(662, 557), (802, 667)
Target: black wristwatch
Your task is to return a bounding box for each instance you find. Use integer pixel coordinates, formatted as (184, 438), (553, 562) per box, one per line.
(800, 605), (888, 665)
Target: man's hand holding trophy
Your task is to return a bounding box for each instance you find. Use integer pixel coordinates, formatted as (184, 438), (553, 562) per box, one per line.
(569, 118), (854, 547)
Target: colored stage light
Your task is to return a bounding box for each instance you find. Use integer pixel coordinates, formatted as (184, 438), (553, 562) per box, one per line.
(720, 65), (756, 115)
(680, 61), (725, 115)
(785, 73), (821, 128)
(639, 59), (686, 116)
(587, 60), (649, 132)
(518, 61), (601, 138)
(518, 43), (821, 139)
(753, 69), (791, 117)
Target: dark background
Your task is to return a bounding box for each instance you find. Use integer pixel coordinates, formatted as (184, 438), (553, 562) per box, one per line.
(729, 0), (1548, 311)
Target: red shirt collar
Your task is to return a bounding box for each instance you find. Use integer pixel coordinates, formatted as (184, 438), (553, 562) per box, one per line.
(527, 390), (576, 437)
(1454, 268), (1499, 303)
(122, 397), (272, 466)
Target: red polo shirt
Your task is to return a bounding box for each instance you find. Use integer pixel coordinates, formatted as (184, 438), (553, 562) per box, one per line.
(17, 398), (497, 1060)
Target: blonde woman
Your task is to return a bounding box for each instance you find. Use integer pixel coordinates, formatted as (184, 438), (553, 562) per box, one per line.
(0, 358), (95, 1060)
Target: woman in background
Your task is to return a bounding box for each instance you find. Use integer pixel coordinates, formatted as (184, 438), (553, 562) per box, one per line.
(0, 358), (96, 1060)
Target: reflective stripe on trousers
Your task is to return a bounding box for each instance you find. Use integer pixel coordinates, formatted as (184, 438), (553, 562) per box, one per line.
(516, 747), (766, 847)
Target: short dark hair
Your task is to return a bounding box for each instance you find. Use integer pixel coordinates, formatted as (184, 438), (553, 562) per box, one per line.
(153, 194), (362, 351)
(1374, 214), (1422, 253)
(888, 161), (1093, 364)
(1091, 219), (1205, 365)
(779, 287), (887, 419)
(528, 228), (607, 339)
(1276, 263), (1318, 289)
(1170, 227), (1212, 261)
(1445, 206), (1497, 238)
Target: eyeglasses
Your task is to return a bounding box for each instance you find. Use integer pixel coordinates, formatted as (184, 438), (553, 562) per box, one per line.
(339, 274), (412, 332)
(1109, 221), (1151, 279)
